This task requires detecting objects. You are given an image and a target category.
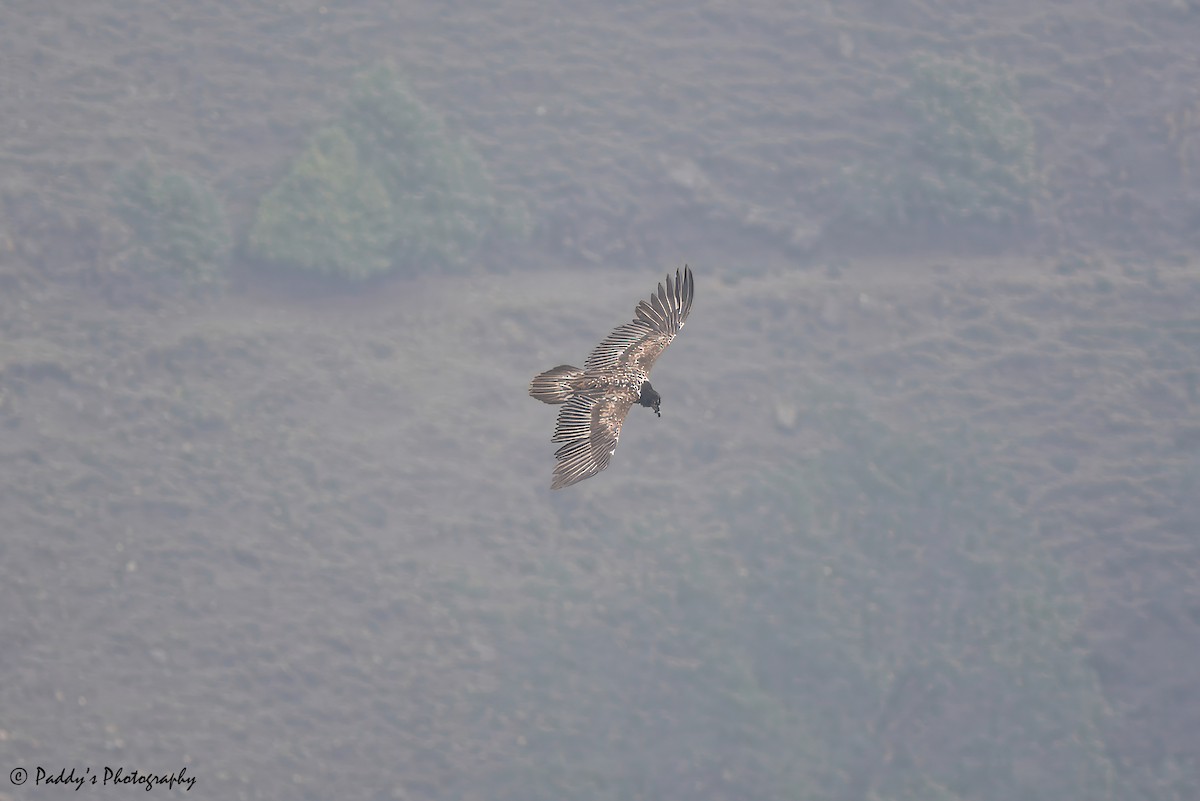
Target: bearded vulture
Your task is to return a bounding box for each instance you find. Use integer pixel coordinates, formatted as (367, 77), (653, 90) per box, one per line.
(529, 265), (694, 489)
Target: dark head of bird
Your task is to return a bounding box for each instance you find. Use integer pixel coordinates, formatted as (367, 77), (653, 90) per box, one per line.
(638, 381), (662, 417)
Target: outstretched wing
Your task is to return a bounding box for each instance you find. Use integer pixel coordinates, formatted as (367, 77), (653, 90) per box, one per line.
(549, 391), (635, 489)
(583, 265), (694, 376)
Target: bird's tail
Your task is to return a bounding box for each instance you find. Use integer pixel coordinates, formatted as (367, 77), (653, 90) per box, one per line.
(529, 364), (583, 404)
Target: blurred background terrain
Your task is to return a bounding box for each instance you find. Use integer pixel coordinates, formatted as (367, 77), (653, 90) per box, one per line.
(1, 1), (1198, 799)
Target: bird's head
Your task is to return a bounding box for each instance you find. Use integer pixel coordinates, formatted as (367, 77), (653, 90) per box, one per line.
(638, 381), (662, 417)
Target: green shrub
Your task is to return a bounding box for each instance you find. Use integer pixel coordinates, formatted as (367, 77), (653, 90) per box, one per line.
(844, 53), (1041, 228)
(111, 159), (231, 285)
(249, 63), (528, 280)
(247, 127), (394, 280)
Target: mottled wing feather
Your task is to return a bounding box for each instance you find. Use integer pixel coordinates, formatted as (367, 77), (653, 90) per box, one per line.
(583, 265), (694, 374)
(550, 392), (634, 490)
(581, 321), (653, 372)
(625, 332), (677, 371)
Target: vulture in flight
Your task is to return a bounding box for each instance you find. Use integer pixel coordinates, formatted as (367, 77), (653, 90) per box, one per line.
(529, 265), (694, 489)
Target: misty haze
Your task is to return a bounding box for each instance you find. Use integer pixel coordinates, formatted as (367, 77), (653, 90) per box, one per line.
(1, 2), (1198, 800)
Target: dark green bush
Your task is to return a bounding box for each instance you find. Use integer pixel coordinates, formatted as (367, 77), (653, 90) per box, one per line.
(111, 159), (231, 285)
(248, 127), (394, 280)
(843, 53), (1041, 228)
(249, 63), (528, 280)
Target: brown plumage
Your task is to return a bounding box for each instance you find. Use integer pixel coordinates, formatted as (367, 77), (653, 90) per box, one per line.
(529, 266), (695, 489)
